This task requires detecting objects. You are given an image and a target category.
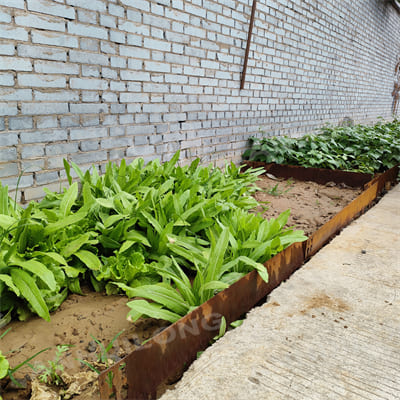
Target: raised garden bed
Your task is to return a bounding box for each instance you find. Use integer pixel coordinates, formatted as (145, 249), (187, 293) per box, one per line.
(97, 162), (399, 400)
(0, 156), (398, 400)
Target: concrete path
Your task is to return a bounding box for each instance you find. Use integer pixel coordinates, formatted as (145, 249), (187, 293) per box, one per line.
(161, 184), (400, 400)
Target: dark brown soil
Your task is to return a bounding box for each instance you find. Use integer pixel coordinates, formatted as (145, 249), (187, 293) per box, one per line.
(0, 174), (363, 399)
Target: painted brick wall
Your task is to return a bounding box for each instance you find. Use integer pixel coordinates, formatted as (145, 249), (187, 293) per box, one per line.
(0, 0), (399, 201)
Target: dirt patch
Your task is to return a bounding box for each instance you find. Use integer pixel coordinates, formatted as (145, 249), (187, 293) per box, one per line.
(0, 174), (363, 399)
(253, 174), (362, 236)
(0, 288), (169, 400)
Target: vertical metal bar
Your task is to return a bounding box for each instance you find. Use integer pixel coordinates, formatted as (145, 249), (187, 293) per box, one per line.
(240, 0), (257, 90)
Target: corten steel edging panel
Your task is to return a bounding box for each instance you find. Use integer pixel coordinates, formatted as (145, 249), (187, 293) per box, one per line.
(99, 242), (305, 400)
(99, 164), (398, 400)
(241, 161), (373, 188)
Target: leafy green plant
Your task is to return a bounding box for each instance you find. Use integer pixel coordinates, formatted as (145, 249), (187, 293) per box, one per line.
(37, 345), (72, 386)
(243, 120), (400, 173)
(126, 212), (307, 323)
(0, 150), (306, 324)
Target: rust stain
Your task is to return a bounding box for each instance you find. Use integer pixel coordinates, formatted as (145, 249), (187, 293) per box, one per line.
(300, 293), (350, 314)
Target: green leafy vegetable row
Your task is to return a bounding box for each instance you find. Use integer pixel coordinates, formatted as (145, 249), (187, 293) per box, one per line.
(0, 151), (307, 324)
(243, 120), (400, 173)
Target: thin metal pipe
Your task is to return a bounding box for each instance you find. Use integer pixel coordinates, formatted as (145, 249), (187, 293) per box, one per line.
(240, 0), (257, 90)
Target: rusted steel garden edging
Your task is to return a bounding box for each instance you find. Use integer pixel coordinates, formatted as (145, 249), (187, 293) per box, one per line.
(99, 163), (399, 400)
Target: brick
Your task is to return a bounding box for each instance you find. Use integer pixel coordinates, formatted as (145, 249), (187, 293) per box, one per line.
(21, 102), (69, 115)
(35, 171), (59, 184)
(110, 30), (125, 44)
(0, 103), (17, 116)
(0, 24), (28, 41)
(82, 65), (100, 77)
(32, 30), (79, 48)
(27, 0), (75, 19)
(71, 150), (107, 164)
(70, 77), (108, 90)
(0, 162), (18, 178)
(109, 4), (124, 18)
(0, 44), (14, 56)
(34, 60), (79, 75)
(120, 0), (150, 11)
(67, 22), (108, 39)
(66, 0), (106, 12)
(70, 127), (107, 140)
(120, 93), (149, 103)
(18, 74), (66, 88)
(0, 10), (11, 24)
(0, 133), (18, 146)
(69, 50), (109, 65)
(102, 67), (118, 79)
(80, 140), (99, 151)
(21, 145), (45, 158)
(60, 115), (79, 128)
(101, 137), (133, 149)
(34, 90), (79, 101)
(120, 70), (150, 81)
(0, 73), (14, 86)
(118, 21), (149, 35)
(46, 142), (78, 155)
(0, 0), (24, 9)
(144, 61), (170, 73)
(0, 57), (32, 71)
(82, 91), (99, 102)
(144, 38), (171, 52)
(69, 103), (109, 114)
(77, 9), (97, 25)
(18, 44), (67, 61)
(100, 14), (116, 28)
(37, 116), (58, 129)
(15, 13), (66, 32)
(9, 117), (33, 130)
(79, 38), (99, 51)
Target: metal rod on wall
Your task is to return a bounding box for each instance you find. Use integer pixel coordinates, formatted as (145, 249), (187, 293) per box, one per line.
(240, 0), (257, 90)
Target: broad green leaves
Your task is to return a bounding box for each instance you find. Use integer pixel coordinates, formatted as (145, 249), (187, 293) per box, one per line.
(0, 151), (307, 325)
(244, 120), (400, 173)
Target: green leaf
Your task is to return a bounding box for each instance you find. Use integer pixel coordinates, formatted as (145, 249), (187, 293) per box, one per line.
(60, 182), (78, 217)
(126, 299), (181, 324)
(0, 215), (16, 230)
(43, 211), (86, 235)
(75, 250), (101, 271)
(11, 269), (50, 321)
(10, 259), (57, 291)
(0, 350), (10, 379)
(127, 284), (189, 315)
(0, 274), (20, 296)
(61, 233), (93, 258)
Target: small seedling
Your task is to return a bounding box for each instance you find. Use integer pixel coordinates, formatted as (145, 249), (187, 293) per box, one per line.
(37, 344), (72, 386)
(265, 182), (293, 197)
(78, 330), (124, 379)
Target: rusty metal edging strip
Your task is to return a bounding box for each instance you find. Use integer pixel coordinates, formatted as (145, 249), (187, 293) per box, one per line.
(99, 164), (398, 400)
(242, 161), (373, 188)
(99, 241), (305, 400)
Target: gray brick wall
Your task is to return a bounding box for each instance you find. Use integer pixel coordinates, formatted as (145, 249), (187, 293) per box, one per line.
(0, 0), (399, 201)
